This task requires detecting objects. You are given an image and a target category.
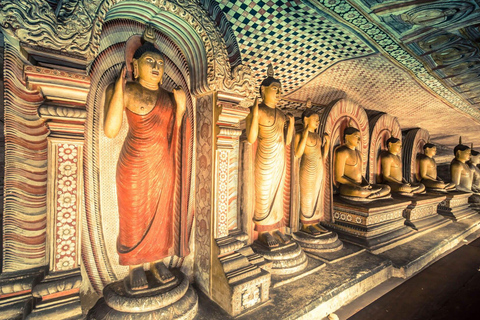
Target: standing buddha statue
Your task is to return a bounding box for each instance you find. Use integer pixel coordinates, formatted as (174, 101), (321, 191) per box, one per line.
(294, 105), (330, 235)
(246, 64), (295, 248)
(104, 34), (191, 291)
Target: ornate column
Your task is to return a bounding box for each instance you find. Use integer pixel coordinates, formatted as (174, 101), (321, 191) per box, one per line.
(214, 93), (249, 240)
(195, 87), (271, 316)
(24, 66), (89, 319)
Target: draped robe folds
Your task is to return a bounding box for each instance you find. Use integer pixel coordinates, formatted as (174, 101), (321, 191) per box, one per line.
(253, 104), (287, 231)
(299, 133), (324, 224)
(116, 88), (191, 266)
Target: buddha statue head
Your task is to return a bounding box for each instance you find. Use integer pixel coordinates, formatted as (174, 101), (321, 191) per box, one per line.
(260, 64), (282, 106)
(386, 137), (401, 155)
(132, 41), (165, 86)
(301, 108), (320, 132)
(423, 142), (437, 158)
(454, 137), (471, 162)
(343, 127), (361, 149)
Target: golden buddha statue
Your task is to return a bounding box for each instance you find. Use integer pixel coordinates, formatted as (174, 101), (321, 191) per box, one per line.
(450, 138), (473, 193)
(246, 64), (295, 248)
(294, 107), (330, 235)
(104, 40), (190, 291)
(418, 143), (456, 191)
(334, 127), (391, 200)
(467, 144), (480, 193)
(381, 137), (425, 194)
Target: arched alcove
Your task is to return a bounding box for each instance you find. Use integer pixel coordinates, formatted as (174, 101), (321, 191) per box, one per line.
(403, 128), (430, 183)
(366, 111), (402, 184)
(82, 0), (240, 295)
(317, 99), (370, 223)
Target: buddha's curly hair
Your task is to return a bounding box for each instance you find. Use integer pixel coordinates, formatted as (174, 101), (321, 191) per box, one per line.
(301, 108), (317, 122)
(133, 42), (164, 60)
(386, 137), (400, 148)
(343, 126), (360, 139)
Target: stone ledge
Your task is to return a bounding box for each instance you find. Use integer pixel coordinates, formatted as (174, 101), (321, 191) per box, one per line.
(379, 214), (480, 278)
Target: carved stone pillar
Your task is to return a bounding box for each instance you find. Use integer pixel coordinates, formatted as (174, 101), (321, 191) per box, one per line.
(24, 66), (89, 319)
(195, 92), (270, 316)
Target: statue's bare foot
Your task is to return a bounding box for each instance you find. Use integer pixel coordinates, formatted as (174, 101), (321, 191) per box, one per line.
(314, 223), (329, 233)
(368, 191), (381, 199)
(274, 230), (291, 244)
(129, 266), (148, 291)
(151, 261), (175, 284)
(259, 232), (279, 248)
(301, 224), (321, 235)
(369, 186), (382, 193)
(446, 183), (456, 190)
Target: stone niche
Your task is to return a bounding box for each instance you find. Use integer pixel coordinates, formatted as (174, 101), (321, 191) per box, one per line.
(318, 99), (414, 253)
(401, 128), (450, 231)
(366, 111), (402, 185)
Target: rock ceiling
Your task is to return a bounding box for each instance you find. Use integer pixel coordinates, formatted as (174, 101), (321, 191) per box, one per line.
(3, 0), (480, 159)
(216, 0), (480, 159)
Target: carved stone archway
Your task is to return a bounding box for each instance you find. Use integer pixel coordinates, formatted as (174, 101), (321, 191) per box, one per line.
(366, 111), (402, 184)
(403, 128), (430, 183)
(317, 99), (370, 223)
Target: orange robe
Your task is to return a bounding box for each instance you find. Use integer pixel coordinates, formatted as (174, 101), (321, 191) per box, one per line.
(116, 88), (187, 266)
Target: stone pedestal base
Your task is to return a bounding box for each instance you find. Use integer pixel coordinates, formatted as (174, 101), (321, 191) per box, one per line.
(323, 195), (414, 253)
(0, 268), (44, 320)
(292, 231), (343, 254)
(437, 191), (477, 221)
(252, 241), (308, 275)
(398, 194), (448, 231)
(211, 233), (271, 317)
(87, 270), (197, 320)
(468, 193), (480, 210)
(28, 269), (83, 320)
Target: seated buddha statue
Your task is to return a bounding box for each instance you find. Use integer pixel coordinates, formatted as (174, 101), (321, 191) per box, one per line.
(418, 143), (455, 191)
(381, 137), (425, 195)
(467, 145), (480, 193)
(450, 139), (473, 193)
(334, 127), (391, 200)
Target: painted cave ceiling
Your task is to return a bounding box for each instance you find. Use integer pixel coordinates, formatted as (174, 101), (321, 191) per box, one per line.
(4, 0), (480, 159)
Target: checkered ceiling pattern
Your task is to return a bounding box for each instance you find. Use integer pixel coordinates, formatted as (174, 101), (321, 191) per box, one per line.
(216, 0), (376, 93)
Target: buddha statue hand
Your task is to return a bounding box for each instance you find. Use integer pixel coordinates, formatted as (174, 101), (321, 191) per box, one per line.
(322, 133), (330, 147)
(286, 112), (295, 123)
(114, 64), (127, 94)
(173, 86), (186, 120)
(252, 97), (259, 118)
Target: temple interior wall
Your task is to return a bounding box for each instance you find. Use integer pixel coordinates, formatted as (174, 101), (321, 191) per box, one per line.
(1, 1), (480, 319)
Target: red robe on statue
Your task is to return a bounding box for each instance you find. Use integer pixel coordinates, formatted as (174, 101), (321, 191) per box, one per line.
(116, 88), (190, 266)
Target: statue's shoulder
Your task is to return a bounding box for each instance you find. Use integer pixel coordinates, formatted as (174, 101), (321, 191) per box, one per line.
(450, 158), (462, 168)
(417, 154), (429, 162)
(335, 145), (350, 155)
(381, 150), (394, 160)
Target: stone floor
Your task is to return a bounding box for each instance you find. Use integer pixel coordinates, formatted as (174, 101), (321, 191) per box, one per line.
(195, 214), (480, 320)
(345, 236), (480, 320)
